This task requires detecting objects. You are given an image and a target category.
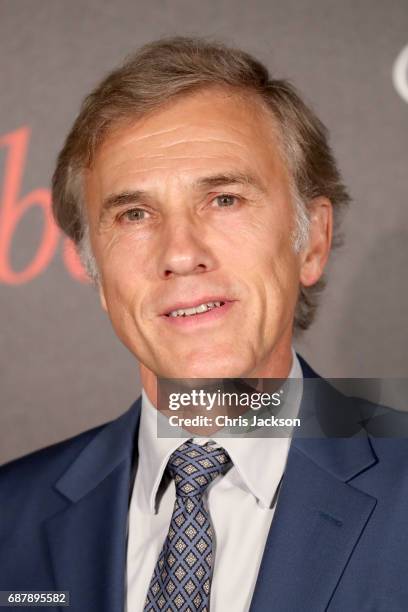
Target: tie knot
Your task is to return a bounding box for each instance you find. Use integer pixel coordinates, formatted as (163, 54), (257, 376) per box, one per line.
(167, 439), (232, 497)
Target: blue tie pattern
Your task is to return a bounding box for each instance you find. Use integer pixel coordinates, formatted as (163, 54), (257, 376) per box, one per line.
(144, 439), (232, 612)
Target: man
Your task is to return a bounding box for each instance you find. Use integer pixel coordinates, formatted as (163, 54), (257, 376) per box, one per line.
(1, 37), (407, 611)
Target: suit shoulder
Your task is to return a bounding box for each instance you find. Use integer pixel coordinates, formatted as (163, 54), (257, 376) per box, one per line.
(0, 419), (108, 492)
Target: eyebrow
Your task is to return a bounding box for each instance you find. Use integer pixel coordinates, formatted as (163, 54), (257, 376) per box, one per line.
(99, 171), (267, 222)
(101, 190), (147, 212)
(195, 171), (267, 193)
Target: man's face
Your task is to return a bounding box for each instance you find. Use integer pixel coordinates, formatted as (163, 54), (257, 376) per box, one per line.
(85, 88), (322, 379)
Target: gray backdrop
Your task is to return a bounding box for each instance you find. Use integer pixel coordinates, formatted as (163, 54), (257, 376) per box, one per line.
(1, 0), (407, 465)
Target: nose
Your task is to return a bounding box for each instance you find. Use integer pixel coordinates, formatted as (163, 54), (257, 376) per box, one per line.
(157, 217), (217, 279)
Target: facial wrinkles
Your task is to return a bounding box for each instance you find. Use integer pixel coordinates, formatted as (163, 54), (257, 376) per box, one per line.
(95, 103), (271, 178)
(108, 110), (258, 145)
(100, 247), (155, 355)
(98, 142), (254, 187)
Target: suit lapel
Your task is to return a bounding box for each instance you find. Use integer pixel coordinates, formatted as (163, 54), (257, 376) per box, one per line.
(44, 399), (141, 612)
(249, 440), (377, 611)
(250, 363), (378, 611)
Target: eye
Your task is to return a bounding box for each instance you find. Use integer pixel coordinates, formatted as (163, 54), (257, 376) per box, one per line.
(214, 194), (238, 208)
(121, 208), (148, 222)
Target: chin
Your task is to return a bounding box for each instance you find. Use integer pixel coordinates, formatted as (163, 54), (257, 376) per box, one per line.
(163, 354), (251, 379)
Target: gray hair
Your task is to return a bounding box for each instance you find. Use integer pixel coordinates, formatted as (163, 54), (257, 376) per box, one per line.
(52, 36), (350, 331)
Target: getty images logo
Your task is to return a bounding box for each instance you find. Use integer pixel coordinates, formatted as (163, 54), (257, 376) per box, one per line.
(393, 44), (408, 103)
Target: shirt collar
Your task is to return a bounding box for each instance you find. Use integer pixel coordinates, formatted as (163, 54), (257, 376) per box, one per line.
(134, 349), (303, 513)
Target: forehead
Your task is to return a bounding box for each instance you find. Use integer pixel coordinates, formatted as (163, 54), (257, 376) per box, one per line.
(87, 87), (288, 194)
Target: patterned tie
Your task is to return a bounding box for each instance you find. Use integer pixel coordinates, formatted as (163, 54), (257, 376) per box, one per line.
(144, 439), (232, 612)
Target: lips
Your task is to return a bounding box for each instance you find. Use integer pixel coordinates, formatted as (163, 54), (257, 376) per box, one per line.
(169, 301), (224, 317)
(160, 296), (233, 317)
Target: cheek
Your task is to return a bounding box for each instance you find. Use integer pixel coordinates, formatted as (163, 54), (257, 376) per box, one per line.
(97, 231), (151, 298)
(213, 209), (283, 263)
(251, 237), (300, 316)
(98, 258), (143, 329)
(236, 216), (298, 281)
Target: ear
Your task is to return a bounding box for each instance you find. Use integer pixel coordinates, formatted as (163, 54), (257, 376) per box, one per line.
(98, 281), (108, 312)
(299, 197), (333, 287)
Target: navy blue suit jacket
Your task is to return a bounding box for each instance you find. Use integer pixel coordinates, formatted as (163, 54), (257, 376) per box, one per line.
(1, 358), (408, 611)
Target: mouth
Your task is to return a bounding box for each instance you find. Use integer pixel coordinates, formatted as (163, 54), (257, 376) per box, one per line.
(160, 297), (235, 327)
(165, 300), (226, 318)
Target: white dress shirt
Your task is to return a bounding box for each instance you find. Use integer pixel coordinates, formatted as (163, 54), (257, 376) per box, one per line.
(126, 351), (303, 611)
